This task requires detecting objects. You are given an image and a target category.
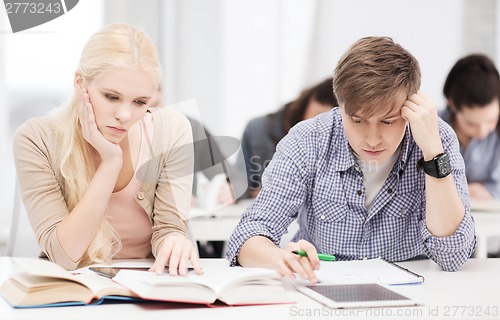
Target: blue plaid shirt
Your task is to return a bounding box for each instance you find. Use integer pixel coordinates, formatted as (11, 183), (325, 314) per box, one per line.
(226, 108), (476, 271)
(440, 108), (500, 199)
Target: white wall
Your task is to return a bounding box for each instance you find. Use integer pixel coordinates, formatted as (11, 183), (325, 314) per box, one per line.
(0, 1), (104, 249)
(312, 0), (464, 109)
(221, 0), (318, 139)
(162, 0), (472, 142)
(0, 5), (8, 245)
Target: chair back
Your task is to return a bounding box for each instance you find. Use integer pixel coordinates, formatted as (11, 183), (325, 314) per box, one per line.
(6, 180), (40, 257)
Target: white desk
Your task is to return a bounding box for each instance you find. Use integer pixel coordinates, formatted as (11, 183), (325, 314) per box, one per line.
(189, 199), (299, 246)
(471, 210), (500, 258)
(1, 257), (499, 320)
(189, 199), (253, 242)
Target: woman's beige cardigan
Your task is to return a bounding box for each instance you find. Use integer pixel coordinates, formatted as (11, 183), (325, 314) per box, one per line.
(13, 107), (194, 270)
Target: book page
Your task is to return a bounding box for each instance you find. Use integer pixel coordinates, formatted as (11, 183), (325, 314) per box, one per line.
(112, 270), (218, 304)
(72, 273), (136, 298)
(192, 267), (281, 294)
(181, 267), (290, 305)
(314, 258), (424, 285)
(13, 258), (74, 280)
(4, 273), (95, 306)
(113, 267), (283, 304)
(115, 267), (279, 292)
(12, 258), (134, 299)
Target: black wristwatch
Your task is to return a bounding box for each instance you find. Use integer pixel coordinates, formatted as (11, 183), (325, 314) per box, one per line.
(417, 152), (451, 178)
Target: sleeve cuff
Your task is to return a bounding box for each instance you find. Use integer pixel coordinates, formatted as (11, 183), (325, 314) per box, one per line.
(226, 221), (279, 267)
(419, 213), (476, 271)
(47, 231), (82, 270)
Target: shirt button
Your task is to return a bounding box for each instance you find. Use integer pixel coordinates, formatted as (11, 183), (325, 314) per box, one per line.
(137, 191), (145, 200)
(357, 190), (362, 196)
(320, 214), (326, 221)
(387, 188), (393, 194)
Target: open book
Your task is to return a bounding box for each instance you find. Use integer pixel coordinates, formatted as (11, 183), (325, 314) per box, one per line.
(112, 266), (293, 306)
(0, 258), (139, 308)
(0, 258), (293, 308)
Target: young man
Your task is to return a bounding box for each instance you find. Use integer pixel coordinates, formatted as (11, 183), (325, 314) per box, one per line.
(226, 36), (476, 283)
(440, 54), (500, 200)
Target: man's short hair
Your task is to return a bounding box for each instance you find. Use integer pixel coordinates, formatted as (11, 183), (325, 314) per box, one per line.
(333, 36), (421, 118)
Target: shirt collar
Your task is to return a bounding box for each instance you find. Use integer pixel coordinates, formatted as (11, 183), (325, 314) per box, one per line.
(331, 108), (356, 172)
(394, 125), (414, 175)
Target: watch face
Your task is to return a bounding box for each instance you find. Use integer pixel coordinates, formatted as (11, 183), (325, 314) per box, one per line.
(420, 153), (451, 178)
(439, 166), (450, 176)
(436, 153), (451, 177)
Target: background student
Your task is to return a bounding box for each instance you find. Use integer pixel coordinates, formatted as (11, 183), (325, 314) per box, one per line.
(149, 86), (235, 258)
(13, 23), (203, 275)
(239, 78), (338, 198)
(149, 86), (235, 209)
(440, 54), (500, 200)
(226, 36), (476, 283)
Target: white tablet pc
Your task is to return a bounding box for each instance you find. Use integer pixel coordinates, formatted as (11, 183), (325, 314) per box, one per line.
(295, 283), (421, 309)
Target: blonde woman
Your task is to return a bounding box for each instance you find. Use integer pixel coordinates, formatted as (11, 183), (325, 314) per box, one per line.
(13, 23), (203, 274)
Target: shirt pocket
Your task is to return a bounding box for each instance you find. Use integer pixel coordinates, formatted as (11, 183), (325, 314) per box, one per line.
(382, 191), (422, 220)
(310, 197), (347, 222)
(308, 197), (350, 254)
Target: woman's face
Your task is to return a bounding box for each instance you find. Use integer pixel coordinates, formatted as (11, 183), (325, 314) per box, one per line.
(82, 67), (156, 144)
(303, 99), (333, 120)
(454, 99), (500, 140)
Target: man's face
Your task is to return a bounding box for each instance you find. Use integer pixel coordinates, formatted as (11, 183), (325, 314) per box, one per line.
(454, 99), (500, 140)
(340, 102), (408, 168)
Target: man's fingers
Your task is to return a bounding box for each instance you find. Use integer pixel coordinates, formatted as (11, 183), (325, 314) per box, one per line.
(298, 256), (318, 284)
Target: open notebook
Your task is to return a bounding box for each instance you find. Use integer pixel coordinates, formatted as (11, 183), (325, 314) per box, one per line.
(313, 257), (424, 285)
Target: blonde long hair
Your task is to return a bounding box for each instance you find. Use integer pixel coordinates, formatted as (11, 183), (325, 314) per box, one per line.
(51, 23), (162, 267)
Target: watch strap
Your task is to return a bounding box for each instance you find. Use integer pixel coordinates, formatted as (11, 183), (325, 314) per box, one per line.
(417, 152), (451, 179)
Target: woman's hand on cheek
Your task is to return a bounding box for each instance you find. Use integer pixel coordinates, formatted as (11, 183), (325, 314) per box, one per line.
(149, 233), (204, 276)
(78, 89), (123, 162)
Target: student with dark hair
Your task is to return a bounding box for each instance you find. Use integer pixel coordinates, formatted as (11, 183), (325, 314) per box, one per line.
(227, 37), (475, 283)
(148, 86), (235, 258)
(239, 78), (337, 198)
(440, 54), (500, 200)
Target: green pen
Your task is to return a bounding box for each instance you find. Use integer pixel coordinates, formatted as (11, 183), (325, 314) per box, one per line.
(292, 250), (336, 261)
